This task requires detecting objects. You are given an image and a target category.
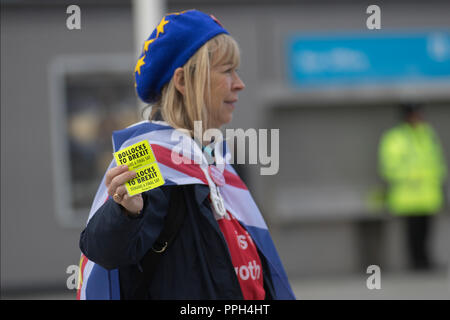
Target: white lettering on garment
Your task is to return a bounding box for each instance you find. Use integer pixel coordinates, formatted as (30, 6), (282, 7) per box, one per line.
(234, 260), (261, 281)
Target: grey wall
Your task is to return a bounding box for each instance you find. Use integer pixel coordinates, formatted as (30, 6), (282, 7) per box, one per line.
(2, 1), (449, 293)
(1, 3), (134, 290)
(265, 104), (450, 277)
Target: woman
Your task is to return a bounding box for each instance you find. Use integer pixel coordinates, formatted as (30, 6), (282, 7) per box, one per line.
(79, 9), (295, 300)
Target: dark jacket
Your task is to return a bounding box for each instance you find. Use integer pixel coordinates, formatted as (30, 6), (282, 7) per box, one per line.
(79, 184), (275, 299)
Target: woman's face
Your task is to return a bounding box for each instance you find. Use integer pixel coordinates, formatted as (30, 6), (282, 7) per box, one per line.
(207, 61), (245, 129)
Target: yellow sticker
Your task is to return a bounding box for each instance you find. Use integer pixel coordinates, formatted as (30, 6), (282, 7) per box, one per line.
(114, 140), (156, 170)
(125, 162), (165, 196)
(113, 140), (165, 195)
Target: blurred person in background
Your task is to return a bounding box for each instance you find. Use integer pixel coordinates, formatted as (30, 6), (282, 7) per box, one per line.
(378, 103), (447, 271)
(78, 10), (295, 300)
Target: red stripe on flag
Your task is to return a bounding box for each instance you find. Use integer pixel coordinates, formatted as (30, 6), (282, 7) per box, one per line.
(151, 144), (207, 184)
(223, 169), (247, 190)
(76, 254), (88, 300)
(151, 144), (248, 190)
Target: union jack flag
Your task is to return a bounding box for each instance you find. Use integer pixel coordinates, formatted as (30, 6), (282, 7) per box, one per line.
(77, 121), (295, 300)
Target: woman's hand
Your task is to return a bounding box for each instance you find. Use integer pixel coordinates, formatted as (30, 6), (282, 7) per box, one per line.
(105, 165), (143, 216)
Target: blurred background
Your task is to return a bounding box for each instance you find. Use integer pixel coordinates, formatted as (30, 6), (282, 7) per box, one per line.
(1, 0), (449, 299)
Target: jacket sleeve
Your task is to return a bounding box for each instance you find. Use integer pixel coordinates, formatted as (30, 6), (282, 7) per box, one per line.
(79, 186), (172, 270)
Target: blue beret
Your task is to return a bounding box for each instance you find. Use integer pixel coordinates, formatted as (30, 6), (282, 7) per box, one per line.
(134, 10), (229, 103)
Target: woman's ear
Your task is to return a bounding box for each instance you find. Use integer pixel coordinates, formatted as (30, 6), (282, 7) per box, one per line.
(173, 68), (186, 96)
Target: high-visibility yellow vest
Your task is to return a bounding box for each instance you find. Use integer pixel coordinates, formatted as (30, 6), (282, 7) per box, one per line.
(378, 122), (447, 215)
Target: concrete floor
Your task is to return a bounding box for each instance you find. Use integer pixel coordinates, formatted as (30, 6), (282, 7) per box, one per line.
(2, 268), (449, 300)
(292, 269), (450, 300)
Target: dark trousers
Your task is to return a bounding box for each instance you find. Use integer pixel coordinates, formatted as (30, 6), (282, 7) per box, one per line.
(405, 215), (432, 270)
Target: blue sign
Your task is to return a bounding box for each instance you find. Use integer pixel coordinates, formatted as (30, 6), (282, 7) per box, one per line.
(287, 30), (450, 87)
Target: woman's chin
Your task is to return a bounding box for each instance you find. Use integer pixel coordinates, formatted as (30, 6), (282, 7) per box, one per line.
(222, 114), (233, 126)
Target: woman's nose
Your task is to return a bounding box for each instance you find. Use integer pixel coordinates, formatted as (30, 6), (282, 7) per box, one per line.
(233, 72), (245, 91)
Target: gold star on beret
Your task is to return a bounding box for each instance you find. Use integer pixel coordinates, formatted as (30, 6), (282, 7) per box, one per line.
(143, 38), (155, 52)
(134, 55), (146, 75)
(156, 16), (169, 38)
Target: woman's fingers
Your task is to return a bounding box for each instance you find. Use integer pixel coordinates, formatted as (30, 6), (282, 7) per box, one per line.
(105, 165), (143, 214)
(107, 169), (136, 197)
(112, 185), (128, 203)
(105, 165), (129, 187)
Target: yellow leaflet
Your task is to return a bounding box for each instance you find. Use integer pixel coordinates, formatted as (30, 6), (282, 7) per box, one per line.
(113, 140), (156, 170)
(113, 140), (165, 195)
(125, 162), (165, 196)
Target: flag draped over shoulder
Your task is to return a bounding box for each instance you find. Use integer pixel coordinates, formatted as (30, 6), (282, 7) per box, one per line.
(77, 121), (295, 300)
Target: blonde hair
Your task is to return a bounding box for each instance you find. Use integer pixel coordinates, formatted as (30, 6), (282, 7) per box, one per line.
(149, 33), (240, 135)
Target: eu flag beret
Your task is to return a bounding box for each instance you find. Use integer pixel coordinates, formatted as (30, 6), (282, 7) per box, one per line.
(134, 9), (229, 103)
